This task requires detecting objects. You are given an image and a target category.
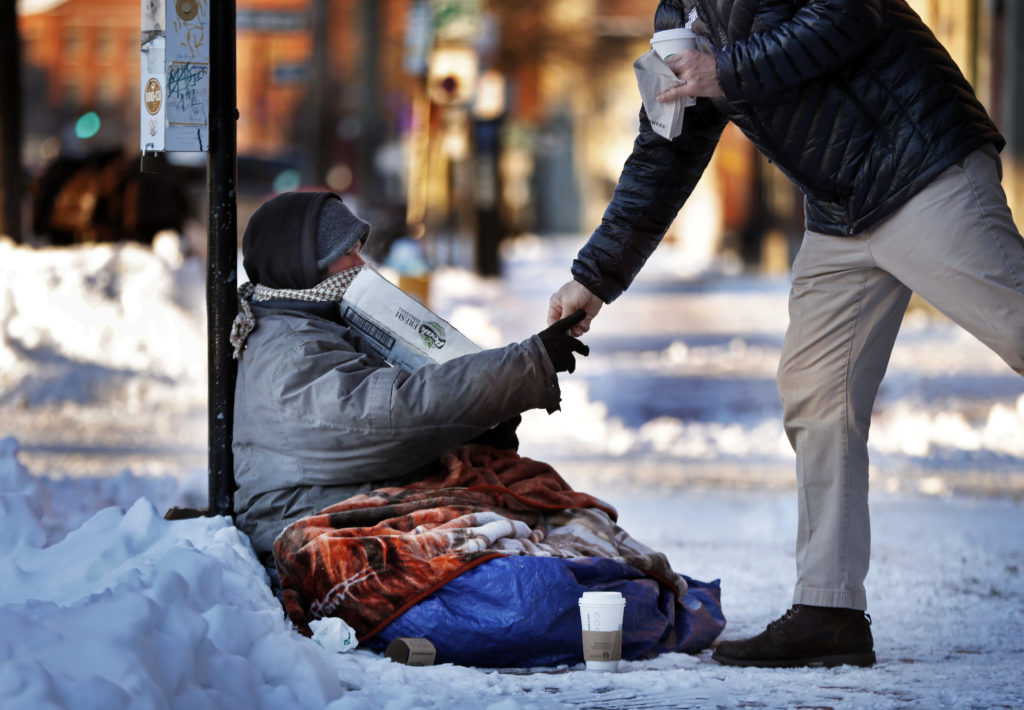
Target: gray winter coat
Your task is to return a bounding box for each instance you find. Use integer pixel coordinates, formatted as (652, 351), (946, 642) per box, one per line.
(232, 193), (561, 558)
(233, 303), (559, 557)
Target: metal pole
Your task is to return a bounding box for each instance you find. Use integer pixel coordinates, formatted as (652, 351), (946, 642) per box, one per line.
(207, 0), (238, 517)
(309, 0), (330, 185)
(473, 117), (503, 276)
(357, 0), (381, 202)
(0, 0), (24, 244)
(998, 0), (1024, 224)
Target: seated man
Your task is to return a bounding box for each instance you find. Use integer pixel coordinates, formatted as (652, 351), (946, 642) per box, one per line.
(231, 191), (724, 667)
(230, 190), (587, 560)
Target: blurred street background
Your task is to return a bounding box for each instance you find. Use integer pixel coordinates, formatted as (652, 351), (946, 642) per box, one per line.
(3, 0), (1023, 280)
(2, 0), (1024, 495)
(1, 7), (1023, 706)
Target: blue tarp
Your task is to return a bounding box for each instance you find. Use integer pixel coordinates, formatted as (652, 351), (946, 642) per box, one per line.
(367, 555), (725, 668)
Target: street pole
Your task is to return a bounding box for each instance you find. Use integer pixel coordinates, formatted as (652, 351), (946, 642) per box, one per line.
(309, 0), (329, 185)
(207, 0), (238, 517)
(1006, 0), (1024, 223)
(0, 0), (24, 244)
(357, 0), (381, 202)
(473, 116), (503, 276)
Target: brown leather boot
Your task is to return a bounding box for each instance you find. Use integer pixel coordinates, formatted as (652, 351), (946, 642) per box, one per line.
(711, 605), (876, 668)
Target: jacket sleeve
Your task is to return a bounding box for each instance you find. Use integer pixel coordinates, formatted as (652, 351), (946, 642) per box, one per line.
(716, 0), (883, 103)
(276, 332), (560, 482)
(571, 100), (727, 304)
(380, 335), (559, 447)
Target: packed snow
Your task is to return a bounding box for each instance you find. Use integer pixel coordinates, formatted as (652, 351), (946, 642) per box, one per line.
(1, 231), (1022, 709)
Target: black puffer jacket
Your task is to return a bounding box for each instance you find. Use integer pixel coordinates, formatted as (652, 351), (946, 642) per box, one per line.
(572, 0), (1005, 303)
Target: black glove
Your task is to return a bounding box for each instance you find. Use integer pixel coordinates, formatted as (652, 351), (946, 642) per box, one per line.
(467, 414), (521, 451)
(538, 309), (591, 374)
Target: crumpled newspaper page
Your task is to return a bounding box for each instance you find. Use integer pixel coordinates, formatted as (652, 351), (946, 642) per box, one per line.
(634, 49), (697, 140)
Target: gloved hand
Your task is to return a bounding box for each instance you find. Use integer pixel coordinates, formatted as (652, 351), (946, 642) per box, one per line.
(538, 309), (591, 374)
(467, 414), (521, 451)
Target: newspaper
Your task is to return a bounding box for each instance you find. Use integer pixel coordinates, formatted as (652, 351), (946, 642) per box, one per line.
(340, 268), (481, 372)
(634, 49), (686, 140)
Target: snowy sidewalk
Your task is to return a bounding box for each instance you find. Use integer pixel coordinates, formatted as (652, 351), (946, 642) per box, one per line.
(1, 234), (1022, 708)
(4, 452), (1021, 709)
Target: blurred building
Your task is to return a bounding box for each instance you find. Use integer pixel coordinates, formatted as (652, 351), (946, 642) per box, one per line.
(19, 0), (142, 170)
(14, 0), (1024, 266)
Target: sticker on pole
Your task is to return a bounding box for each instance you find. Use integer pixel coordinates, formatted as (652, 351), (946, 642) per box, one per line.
(144, 78), (163, 115)
(176, 0), (199, 21)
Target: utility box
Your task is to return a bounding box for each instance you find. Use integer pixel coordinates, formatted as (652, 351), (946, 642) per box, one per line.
(140, 0), (209, 153)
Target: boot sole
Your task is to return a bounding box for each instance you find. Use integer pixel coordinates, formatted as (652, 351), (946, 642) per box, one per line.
(711, 649), (876, 668)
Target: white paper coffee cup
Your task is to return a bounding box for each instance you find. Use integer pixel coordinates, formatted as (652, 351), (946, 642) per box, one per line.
(578, 591), (626, 671)
(651, 28), (699, 108)
(650, 28), (697, 61)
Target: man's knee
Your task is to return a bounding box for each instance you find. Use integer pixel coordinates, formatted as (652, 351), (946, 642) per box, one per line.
(777, 358), (831, 429)
(776, 358), (800, 415)
(777, 354), (863, 439)
(1007, 352), (1024, 377)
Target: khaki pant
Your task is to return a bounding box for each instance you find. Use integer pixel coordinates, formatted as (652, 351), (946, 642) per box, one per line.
(779, 145), (1024, 610)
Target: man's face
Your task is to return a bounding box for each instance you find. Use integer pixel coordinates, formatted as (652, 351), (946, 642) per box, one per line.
(327, 242), (365, 275)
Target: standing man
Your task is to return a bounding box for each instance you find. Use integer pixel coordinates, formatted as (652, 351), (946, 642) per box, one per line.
(548, 0), (1024, 668)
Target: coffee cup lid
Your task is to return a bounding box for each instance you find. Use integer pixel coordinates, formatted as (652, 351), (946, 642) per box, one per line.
(579, 591), (626, 605)
(651, 27), (696, 41)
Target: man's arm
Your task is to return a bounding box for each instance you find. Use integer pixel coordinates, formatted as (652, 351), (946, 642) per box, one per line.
(716, 0), (884, 102)
(280, 333), (562, 485)
(570, 99), (727, 307)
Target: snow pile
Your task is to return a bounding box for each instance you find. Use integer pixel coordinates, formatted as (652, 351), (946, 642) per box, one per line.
(0, 443), (343, 709)
(0, 436), (202, 543)
(0, 235), (206, 407)
(871, 395), (1024, 458)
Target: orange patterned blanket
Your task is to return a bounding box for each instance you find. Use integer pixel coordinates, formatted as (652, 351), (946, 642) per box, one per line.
(274, 444), (683, 640)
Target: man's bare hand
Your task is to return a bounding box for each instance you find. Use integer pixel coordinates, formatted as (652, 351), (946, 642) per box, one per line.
(657, 50), (724, 102)
(547, 280), (603, 336)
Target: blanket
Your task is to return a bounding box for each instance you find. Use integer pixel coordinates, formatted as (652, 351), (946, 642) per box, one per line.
(274, 445), (725, 665)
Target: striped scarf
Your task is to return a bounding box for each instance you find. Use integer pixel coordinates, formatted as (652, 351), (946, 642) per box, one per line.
(230, 265), (364, 359)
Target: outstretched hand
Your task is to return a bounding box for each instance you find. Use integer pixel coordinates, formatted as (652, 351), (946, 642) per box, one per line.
(547, 280), (603, 336)
(538, 309), (591, 374)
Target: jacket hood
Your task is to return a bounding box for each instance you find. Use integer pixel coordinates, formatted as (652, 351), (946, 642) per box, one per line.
(242, 191), (337, 289)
